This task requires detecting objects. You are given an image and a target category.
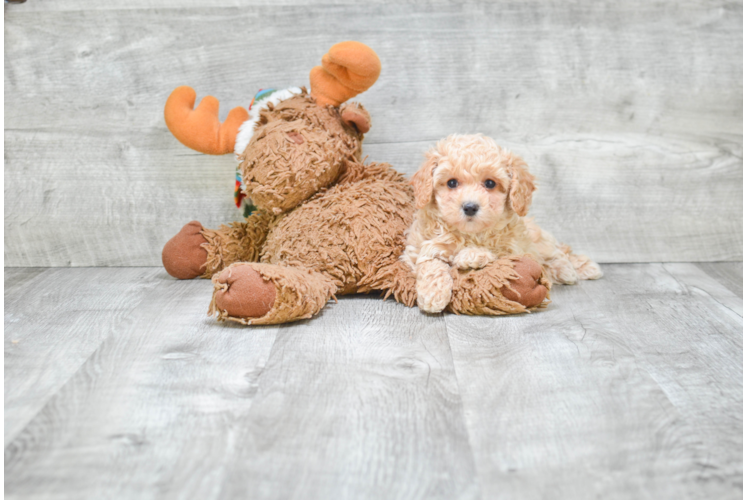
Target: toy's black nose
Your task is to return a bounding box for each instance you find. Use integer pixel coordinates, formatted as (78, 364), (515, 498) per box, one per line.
(462, 202), (480, 217)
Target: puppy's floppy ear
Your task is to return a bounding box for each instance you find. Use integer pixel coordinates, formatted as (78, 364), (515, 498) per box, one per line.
(411, 150), (439, 209)
(506, 151), (536, 217)
(340, 102), (371, 134)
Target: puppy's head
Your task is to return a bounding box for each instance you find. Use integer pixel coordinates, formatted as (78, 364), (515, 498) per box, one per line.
(411, 134), (536, 233)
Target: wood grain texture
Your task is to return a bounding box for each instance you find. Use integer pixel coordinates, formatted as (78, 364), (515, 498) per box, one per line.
(4, 267), (163, 445)
(445, 263), (742, 500)
(5, 268), (281, 499)
(3, 264), (743, 498)
(697, 261), (742, 299)
(218, 296), (480, 500)
(4, 270), (479, 499)
(4, 0), (399, 11)
(4, 1), (742, 266)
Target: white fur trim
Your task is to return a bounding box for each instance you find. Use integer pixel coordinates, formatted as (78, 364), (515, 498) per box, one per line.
(234, 87), (303, 159)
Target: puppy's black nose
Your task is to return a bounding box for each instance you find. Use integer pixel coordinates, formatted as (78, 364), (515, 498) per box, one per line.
(462, 202), (480, 216)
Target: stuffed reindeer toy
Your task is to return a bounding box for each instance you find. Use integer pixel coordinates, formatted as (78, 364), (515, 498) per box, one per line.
(162, 42), (549, 324)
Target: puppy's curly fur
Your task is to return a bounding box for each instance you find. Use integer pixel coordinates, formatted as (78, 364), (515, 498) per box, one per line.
(402, 134), (602, 313)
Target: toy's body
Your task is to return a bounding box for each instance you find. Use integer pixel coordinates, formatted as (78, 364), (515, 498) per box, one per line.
(204, 156), (419, 325)
(161, 42), (549, 325)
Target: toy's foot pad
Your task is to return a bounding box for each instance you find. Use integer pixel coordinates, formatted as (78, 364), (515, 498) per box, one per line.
(162, 221), (208, 279)
(213, 265), (277, 319)
(501, 256), (548, 308)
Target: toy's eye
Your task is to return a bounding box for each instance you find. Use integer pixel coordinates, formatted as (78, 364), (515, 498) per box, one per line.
(447, 179), (459, 189)
(484, 179), (496, 189)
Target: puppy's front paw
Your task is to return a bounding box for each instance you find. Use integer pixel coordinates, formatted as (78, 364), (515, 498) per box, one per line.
(452, 247), (496, 270)
(416, 259), (453, 313)
(418, 285), (453, 313)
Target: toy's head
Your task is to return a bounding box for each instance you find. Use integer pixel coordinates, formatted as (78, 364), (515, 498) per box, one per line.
(164, 41), (381, 214)
(235, 90), (371, 213)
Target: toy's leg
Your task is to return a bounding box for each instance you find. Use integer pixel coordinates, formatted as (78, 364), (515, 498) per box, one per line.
(201, 211), (274, 276)
(363, 258), (418, 307)
(162, 221), (209, 279)
(447, 255), (551, 315)
(209, 263), (338, 325)
(162, 211), (274, 279)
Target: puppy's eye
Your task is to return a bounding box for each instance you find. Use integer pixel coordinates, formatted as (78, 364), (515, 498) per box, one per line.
(484, 179), (496, 189)
(447, 179), (458, 189)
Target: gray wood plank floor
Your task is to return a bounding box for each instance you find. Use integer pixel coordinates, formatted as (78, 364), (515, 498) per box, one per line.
(4, 263), (742, 499)
(696, 262), (743, 299)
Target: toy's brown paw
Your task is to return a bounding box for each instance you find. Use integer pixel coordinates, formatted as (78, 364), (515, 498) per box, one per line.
(501, 256), (548, 308)
(162, 221), (208, 279)
(213, 266), (276, 319)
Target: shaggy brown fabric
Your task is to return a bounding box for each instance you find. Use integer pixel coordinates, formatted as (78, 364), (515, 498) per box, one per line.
(162, 221), (208, 279)
(200, 210), (275, 277)
(236, 92), (362, 214)
(259, 161), (417, 306)
(447, 255), (551, 315)
(209, 262), (337, 325)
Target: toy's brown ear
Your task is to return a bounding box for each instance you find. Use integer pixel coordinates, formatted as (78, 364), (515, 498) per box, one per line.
(411, 150), (439, 209)
(505, 151), (536, 217)
(340, 102), (371, 134)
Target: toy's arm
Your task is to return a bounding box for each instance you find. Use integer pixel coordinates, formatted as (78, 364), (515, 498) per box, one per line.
(164, 86), (249, 155)
(448, 256), (550, 314)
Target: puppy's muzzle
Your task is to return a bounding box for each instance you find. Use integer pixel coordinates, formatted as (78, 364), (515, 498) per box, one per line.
(462, 202), (480, 217)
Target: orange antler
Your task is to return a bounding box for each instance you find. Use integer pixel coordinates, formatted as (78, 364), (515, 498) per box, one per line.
(309, 41), (381, 107)
(164, 86), (249, 155)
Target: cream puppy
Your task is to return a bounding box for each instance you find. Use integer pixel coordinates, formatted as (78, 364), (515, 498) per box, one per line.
(402, 134), (602, 313)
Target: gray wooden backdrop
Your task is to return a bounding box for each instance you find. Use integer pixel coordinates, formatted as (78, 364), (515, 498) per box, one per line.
(4, 0), (742, 267)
